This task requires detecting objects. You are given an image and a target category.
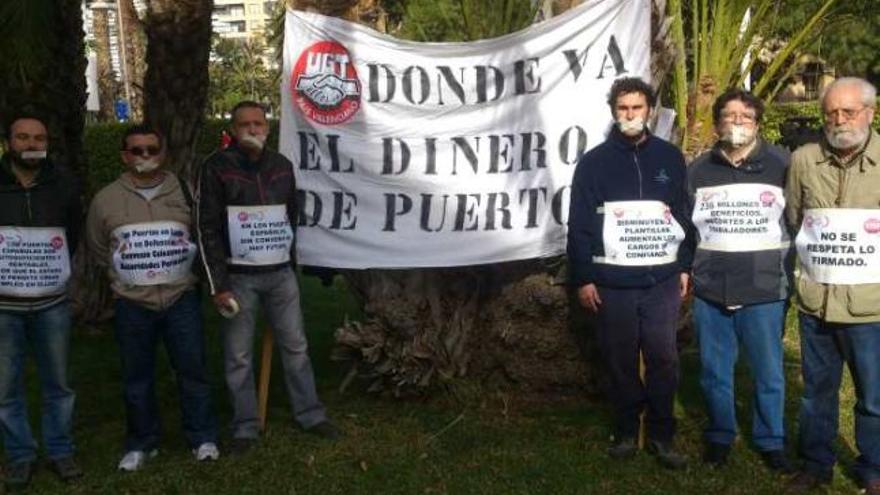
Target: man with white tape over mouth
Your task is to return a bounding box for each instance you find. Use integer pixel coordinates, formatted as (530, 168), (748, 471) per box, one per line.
(197, 101), (338, 454)
(687, 89), (794, 472)
(785, 77), (880, 494)
(0, 113), (82, 488)
(567, 77), (694, 469)
(86, 124), (218, 472)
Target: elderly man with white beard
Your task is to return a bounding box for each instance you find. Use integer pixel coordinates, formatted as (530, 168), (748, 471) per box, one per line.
(785, 77), (880, 494)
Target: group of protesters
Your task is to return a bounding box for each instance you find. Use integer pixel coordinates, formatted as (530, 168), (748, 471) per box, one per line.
(0, 101), (337, 489)
(568, 75), (879, 494)
(0, 73), (878, 494)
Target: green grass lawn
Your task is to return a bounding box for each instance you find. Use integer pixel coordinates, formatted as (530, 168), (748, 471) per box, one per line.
(15, 279), (863, 494)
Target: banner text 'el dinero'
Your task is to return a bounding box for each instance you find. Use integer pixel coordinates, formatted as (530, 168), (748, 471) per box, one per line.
(280, 0), (650, 268)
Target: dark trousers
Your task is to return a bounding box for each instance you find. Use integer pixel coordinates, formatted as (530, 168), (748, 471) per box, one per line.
(596, 275), (682, 443)
(114, 290), (217, 451)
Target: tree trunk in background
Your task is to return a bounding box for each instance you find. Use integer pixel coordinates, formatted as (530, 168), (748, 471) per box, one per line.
(118, 0), (147, 122)
(92, 7), (118, 121)
(142, 0), (213, 177)
(0, 0), (86, 170)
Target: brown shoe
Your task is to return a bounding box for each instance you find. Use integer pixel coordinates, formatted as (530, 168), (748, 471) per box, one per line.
(863, 479), (880, 495)
(785, 470), (831, 492)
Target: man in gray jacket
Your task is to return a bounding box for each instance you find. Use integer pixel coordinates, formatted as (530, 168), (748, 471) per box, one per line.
(87, 124), (218, 471)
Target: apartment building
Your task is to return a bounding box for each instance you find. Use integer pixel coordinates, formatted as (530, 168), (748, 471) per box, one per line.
(213, 0), (279, 40)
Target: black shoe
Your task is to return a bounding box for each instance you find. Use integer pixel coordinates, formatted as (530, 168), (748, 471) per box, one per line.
(229, 437), (258, 455)
(761, 449), (796, 474)
(785, 470), (832, 493)
(4, 461), (33, 490)
(606, 436), (638, 459)
(305, 421), (341, 440)
(49, 455), (83, 481)
(703, 442), (731, 467)
(647, 440), (688, 470)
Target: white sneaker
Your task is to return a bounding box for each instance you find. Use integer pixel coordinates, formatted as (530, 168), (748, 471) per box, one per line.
(117, 449), (157, 472)
(193, 442), (220, 462)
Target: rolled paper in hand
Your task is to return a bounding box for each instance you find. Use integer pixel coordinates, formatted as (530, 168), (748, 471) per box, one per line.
(218, 297), (240, 319)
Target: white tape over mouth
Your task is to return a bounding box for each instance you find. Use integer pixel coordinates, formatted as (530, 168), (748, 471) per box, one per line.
(20, 150), (47, 160)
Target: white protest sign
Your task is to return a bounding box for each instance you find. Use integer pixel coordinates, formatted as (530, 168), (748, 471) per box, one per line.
(594, 200), (684, 266)
(796, 208), (880, 285)
(227, 205), (294, 266)
(281, 0), (651, 268)
(0, 227), (71, 297)
(692, 184), (786, 252)
(111, 221), (196, 286)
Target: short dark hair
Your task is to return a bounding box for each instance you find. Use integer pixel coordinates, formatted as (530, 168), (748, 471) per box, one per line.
(230, 100), (267, 123)
(121, 124), (164, 150)
(4, 111), (49, 140)
(607, 77), (656, 110)
(712, 89), (765, 125)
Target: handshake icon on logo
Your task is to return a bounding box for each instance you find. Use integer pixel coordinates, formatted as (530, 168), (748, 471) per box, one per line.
(295, 73), (360, 108)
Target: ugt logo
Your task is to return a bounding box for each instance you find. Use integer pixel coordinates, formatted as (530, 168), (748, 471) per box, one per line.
(292, 41), (361, 125)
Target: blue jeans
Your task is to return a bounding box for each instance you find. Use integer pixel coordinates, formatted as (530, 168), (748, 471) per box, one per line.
(693, 297), (786, 451)
(0, 302), (75, 462)
(798, 313), (880, 484)
(114, 291), (217, 451)
(222, 268), (326, 439)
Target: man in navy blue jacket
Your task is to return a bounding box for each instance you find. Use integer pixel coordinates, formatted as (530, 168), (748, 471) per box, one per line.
(567, 77), (693, 469)
(687, 90), (793, 472)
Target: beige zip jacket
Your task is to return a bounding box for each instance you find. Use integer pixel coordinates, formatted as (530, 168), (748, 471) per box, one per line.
(86, 171), (198, 311)
(785, 129), (880, 323)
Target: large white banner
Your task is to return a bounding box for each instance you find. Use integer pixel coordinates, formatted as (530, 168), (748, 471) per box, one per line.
(281, 0), (651, 268)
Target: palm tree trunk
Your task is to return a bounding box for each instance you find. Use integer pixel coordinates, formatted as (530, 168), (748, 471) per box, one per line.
(92, 7), (118, 122)
(142, 0), (213, 176)
(117, 0), (147, 121)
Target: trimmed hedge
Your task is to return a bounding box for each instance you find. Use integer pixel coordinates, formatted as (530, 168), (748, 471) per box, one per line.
(761, 99), (880, 143)
(82, 119), (279, 198)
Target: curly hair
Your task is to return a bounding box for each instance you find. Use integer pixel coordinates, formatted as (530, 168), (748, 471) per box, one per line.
(606, 77), (656, 111)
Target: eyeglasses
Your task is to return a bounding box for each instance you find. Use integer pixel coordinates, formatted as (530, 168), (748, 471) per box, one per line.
(125, 146), (161, 157)
(824, 106), (867, 121)
(719, 111), (757, 124)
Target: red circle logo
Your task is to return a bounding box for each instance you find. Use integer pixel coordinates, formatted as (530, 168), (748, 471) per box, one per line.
(292, 41), (361, 125)
(760, 191), (776, 206)
(50, 236), (64, 250)
(865, 218), (880, 234)
(238, 212), (249, 222)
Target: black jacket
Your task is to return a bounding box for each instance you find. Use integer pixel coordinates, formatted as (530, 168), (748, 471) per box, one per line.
(196, 145), (297, 294)
(0, 154), (82, 309)
(687, 139), (793, 306)
(567, 128), (694, 288)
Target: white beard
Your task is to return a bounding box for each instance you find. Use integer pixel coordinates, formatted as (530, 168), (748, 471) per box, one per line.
(825, 125), (869, 150)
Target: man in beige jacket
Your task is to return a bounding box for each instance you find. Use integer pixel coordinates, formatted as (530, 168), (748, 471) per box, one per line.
(86, 124), (218, 472)
(785, 77), (880, 494)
